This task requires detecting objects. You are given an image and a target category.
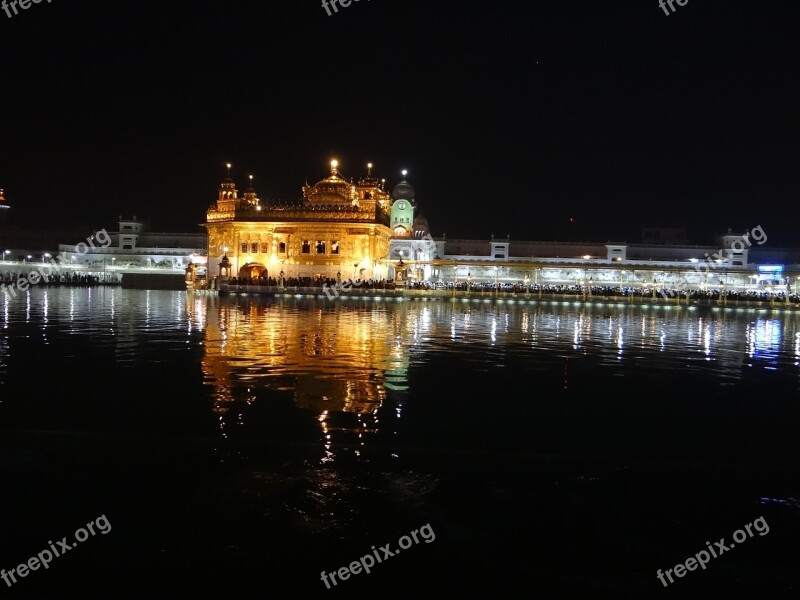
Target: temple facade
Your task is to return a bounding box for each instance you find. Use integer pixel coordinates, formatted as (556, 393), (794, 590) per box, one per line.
(206, 161), (394, 282)
(204, 160), (798, 294)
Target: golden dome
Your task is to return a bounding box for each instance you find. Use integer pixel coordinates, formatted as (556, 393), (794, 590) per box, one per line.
(303, 161), (358, 204)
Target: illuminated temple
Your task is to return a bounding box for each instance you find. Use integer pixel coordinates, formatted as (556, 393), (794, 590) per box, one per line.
(206, 161), (396, 282)
(204, 159), (800, 294)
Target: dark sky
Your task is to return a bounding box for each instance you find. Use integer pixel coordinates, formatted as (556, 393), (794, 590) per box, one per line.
(1, 0), (797, 245)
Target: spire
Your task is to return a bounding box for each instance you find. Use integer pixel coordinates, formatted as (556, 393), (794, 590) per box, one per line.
(367, 162), (373, 177)
(330, 159), (339, 177)
(218, 162), (238, 201)
(243, 174), (259, 207)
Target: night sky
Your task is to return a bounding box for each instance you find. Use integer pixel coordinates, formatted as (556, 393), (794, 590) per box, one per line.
(1, 0), (797, 245)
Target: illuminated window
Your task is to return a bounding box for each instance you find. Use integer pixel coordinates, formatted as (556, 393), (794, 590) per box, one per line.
(331, 241), (339, 255)
(316, 241), (326, 254)
(261, 243), (269, 254)
(241, 243), (248, 254)
(251, 243), (259, 254)
(302, 240), (311, 254)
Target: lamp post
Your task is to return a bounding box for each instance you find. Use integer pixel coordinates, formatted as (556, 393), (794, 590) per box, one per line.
(494, 266), (499, 298)
(588, 276), (593, 299)
(467, 272), (472, 294)
(278, 258), (285, 289)
(452, 265), (457, 298)
(524, 273), (530, 297)
(2, 250), (9, 262)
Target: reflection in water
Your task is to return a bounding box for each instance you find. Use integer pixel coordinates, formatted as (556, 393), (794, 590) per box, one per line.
(1, 291), (800, 593)
(1, 290), (800, 544)
(196, 295), (410, 463)
(191, 296), (800, 466)
(796, 330), (800, 367)
(747, 319), (782, 366)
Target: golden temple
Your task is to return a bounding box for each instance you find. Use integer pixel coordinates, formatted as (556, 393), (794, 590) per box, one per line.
(206, 161), (394, 282)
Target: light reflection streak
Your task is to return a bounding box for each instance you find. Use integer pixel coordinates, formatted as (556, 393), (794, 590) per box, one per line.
(201, 297), (401, 464)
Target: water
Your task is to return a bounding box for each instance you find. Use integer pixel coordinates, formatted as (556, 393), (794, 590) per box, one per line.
(1, 289), (799, 598)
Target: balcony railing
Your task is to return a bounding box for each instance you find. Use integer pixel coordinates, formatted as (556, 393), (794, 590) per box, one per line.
(208, 204), (390, 226)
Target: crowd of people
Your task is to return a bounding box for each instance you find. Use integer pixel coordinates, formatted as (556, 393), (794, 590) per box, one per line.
(0, 272), (119, 287)
(227, 275), (398, 289)
(223, 276), (799, 304)
(443, 282), (799, 304)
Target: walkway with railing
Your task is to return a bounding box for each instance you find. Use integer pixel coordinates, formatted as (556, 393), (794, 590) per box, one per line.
(213, 283), (800, 310)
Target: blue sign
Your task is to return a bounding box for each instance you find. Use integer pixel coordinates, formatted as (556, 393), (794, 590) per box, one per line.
(758, 265), (784, 273)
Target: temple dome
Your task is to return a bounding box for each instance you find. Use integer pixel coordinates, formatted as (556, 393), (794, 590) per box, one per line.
(392, 180), (415, 202)
(304, 163), (357, 204)
(413, 215), (429, 236)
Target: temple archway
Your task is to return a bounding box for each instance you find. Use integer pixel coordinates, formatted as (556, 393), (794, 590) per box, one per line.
(239, 263), (267, 279)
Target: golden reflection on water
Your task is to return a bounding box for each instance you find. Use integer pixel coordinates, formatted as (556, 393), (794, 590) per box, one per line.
(184, 295), (800, 461)
(200, 297), (401, 406)
(192, 295), (412, 460)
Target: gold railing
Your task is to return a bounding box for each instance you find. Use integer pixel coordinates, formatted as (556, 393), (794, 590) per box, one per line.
(207, 205), (390, 226)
